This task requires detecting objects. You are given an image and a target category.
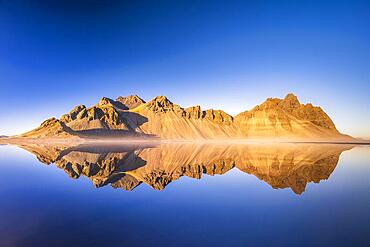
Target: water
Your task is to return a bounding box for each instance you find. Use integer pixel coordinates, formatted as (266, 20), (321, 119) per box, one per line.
(0, 142), (369, 247)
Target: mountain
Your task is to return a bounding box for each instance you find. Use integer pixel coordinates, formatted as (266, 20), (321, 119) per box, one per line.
(17, 93), (353, 141)
(21, 118), (76, 138)
(115, 95), (146, 109)
(13, 142), (353, 194)
(234, 93), (342, 139)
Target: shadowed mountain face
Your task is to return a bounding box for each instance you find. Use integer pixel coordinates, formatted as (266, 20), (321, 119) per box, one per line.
(20, 93), (353, 140)
(16, 142), (353, 194)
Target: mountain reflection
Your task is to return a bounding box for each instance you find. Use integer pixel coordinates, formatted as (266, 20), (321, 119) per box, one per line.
(16, 142), (353, 194)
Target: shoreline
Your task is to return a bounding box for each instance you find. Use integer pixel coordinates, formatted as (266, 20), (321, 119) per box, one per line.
(1, 136), (369, 146)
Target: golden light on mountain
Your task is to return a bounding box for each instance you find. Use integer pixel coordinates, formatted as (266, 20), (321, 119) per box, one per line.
(17, 93), (353, 141)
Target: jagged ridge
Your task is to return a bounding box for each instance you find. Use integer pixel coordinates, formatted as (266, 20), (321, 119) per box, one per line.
(20, 93), (353, 140)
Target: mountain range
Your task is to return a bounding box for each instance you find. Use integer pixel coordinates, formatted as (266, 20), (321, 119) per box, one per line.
(18, 93), (353, 141)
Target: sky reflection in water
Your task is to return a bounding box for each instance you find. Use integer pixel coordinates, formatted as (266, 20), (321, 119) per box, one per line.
(0, 143), (369, 247)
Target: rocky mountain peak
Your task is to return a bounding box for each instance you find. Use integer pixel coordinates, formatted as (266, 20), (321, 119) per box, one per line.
(98, 97), (117, 107)
(151, 95), (172, 104)
(280, 93), (300, 109)
(40, 117), (61, 128)
(22, 117), (74, 138)
(249, 93), (301, 112)
(145, 96), (179, 112)
(116, 95), (145, 109)
(203, 109), (234, 124)
(284, 93), (299, 102)
(184, 105), (202, 119)
(60, 105), (87, 123)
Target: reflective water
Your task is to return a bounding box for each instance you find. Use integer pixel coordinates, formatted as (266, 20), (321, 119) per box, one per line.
(0, 142), (369, 247)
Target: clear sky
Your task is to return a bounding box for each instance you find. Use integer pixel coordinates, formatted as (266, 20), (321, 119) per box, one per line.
(1, 0), (369, 138)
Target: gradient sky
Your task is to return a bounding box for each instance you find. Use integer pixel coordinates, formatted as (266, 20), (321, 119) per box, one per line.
(1, 0), (370, 137)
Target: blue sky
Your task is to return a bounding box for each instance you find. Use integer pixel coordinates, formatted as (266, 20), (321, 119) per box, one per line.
(1, 0), (369, 137)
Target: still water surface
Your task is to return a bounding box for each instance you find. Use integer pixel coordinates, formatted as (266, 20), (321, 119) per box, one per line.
(0, 142), (369, 247)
